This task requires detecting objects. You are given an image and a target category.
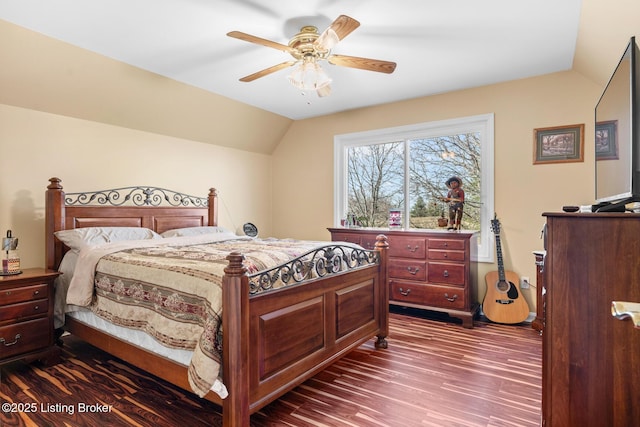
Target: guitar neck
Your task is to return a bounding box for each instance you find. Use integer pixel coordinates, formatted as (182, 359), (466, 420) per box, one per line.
(494, 234), (506, 282)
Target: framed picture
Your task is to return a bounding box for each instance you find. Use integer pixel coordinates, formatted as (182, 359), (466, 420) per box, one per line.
(595, 120), (618, 160)
(533, 124), (584, 164)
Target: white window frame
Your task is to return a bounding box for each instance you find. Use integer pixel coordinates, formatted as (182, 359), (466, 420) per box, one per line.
(334, 113), (495, 263)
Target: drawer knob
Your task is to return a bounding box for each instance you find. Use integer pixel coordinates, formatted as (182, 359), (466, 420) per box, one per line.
(406, 266), (420, 275)
(1, 333), (21, 347)
(444, 293), (458, 302)
(406, 245), (419, 252)
(33, 290), (40, 296)
(34, 306), (39, 311)
(398, 287), (411, 296)
(443, 270), (449, 277)
(4, 291), (11, 296)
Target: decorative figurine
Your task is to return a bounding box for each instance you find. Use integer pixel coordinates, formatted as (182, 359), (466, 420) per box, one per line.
(443, 176), (464, 230)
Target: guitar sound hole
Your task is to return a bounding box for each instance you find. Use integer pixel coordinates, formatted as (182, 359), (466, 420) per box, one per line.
(507, 282), (519, 299)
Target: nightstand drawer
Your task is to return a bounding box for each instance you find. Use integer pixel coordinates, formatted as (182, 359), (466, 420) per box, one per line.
(0, 317), (50, 359)
(0, 299), (48, 322)
(389, 259), (427, 281)
(1, 283), (49, 306)
(391, 282), (467, 310)
(427, 262), (466, 285)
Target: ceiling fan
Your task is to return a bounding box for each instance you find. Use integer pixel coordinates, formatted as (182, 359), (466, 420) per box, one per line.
(227, 15), (397, 97)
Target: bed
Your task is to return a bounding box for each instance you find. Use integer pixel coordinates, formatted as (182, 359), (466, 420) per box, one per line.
(44, 177), (389, 427)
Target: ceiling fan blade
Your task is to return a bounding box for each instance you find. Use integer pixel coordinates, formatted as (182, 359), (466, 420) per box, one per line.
(328, 54), (397, 74)
(317, 15), (360, 49)
(239, 61), (296, 82)
(227, 31), (293, 54)
(327, 15), (360, 41)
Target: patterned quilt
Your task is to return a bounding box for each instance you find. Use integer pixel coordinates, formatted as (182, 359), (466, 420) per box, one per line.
(66, 235), (363, 398)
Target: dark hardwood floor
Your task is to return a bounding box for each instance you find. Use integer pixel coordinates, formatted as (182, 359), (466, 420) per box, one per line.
(0, 309), (541, 426)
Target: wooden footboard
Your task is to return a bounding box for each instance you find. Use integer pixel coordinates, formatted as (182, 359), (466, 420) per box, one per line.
(45, 178), (389, 427)
(222, 238), (388, 426)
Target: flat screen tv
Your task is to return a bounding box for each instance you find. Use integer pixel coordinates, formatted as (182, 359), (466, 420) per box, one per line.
(594, 36), (640, 211)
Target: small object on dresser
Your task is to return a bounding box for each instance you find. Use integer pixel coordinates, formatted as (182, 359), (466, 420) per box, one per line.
(562, 205), (580, 213)
(389, 209), (402, 228)
(1, 230), (20, 275)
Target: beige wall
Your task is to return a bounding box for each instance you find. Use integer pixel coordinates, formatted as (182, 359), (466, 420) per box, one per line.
(272, 70), (601, 310)
(0, 69), (602, 312)
(0, 104), (273, 269)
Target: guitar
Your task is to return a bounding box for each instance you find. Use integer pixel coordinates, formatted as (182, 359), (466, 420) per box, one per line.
(483, 214), (529, 324)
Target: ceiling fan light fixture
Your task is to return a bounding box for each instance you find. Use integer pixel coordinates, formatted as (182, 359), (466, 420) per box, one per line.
(287, 57), (332, 91)
(317, 28), (339, 50)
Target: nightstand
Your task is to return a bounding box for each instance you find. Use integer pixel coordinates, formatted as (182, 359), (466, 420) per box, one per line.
(0, 268), (61, 366)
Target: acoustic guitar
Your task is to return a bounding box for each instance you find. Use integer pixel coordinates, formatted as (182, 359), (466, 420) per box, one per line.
(483, 215), (529, 324)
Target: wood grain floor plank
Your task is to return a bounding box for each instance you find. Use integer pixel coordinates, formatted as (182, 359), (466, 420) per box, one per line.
(1, 310), (541, 426)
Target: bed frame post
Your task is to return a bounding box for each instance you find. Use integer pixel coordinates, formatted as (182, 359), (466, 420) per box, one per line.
(222, 252), (250, 427)
(45, 177), (65, 270)
(374, 234), (390, 349)
(208, 188), (218, 226)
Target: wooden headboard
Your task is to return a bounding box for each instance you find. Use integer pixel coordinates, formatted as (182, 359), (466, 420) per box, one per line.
(45, 177), (218, 270)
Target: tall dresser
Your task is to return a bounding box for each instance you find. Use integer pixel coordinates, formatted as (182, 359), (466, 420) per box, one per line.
(328, 228), (478, 327)
(541, 213), (640, 426)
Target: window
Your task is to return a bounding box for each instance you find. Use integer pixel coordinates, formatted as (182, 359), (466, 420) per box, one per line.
(334, 113), (494, 262)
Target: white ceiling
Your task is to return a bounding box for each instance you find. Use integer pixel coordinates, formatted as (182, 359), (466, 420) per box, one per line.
(0, 0), (582, 120)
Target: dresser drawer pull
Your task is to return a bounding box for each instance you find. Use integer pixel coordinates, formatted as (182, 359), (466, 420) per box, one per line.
(5, 291), (11, 296)
(33, 290), (40, 296)
(444, 293), (458, 302)
(443, 270), (449, 277)
(406, 245), (419, 252)
(398, 288), (411, 296)
(1, 333), (22, 347)
(406, 266), (420, 275)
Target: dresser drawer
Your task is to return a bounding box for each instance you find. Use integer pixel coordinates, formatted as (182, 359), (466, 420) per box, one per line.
(389, 259), (427, 281)
(428, 238), (465, 251)
(390, 282), (467, 310)
(0, 284), (49, 306)
(427, 262), (466, 286)
(358, 234), (379, 250)
(388, 236), (426, 259)
(428, 249), (465, 261)
(331, 232), (362, 246)
(0, 299), (49, 323)
(0, 317), (50, 359)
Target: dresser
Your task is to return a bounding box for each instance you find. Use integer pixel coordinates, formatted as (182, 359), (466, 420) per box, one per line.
(0, 268), (61, 366)
(329, 228), (478, 327)
(541, 213), (640, 426)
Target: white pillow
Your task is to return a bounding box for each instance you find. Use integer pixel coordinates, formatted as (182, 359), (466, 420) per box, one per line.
(54, 227), (162, 251)
(161, 226), (232, 238)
